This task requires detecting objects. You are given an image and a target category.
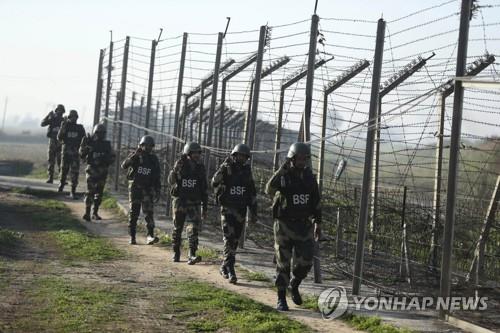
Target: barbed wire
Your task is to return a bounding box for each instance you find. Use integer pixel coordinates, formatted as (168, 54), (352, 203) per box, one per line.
(98, 3), (500, 298)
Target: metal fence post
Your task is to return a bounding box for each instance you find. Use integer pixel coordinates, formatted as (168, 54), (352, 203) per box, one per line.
(439, 0), (472, 317)
(352, 18), (385, 295)
(114, 36), (130, 191)
(93, 49), (105, 126)
(205, 32), (224, 173)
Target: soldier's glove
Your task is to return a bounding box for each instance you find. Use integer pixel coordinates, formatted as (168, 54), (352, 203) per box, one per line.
(278, 158), (291, 176)
(129, 148), (142, 163)
(314, 223), (322, 242)
(174, 159), (183, 173)
(221, 155), (232, 170)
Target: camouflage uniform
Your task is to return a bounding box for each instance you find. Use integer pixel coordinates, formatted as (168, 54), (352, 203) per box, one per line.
(57, 119), (85, 194)
(79, 133), (115, 219)
(168, 157), (208, 261)
(265, 166), (321, 291)
(121, 149), (161, 242)
(40, 111), (64, 181)
(212, 158), (257, 277)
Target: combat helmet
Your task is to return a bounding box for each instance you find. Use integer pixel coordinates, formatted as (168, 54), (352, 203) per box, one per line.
(286, 142), (310, 159)
(231, 143), (251, 157)
(183, 142), (202, 155)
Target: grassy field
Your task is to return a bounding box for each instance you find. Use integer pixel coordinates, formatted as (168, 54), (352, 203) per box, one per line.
(0, 189), (310, 332)
(0, 141), (47, 178)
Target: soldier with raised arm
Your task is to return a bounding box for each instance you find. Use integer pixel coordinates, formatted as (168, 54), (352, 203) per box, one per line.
(40, 104), (65, 183)
(212, 143), (258, 284)
(265, 142), (322, 311)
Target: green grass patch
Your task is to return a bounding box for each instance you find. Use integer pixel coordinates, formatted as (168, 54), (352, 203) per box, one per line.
(14, 276), (126, 333)
(29, 199), (87, 232)
(301, 294), (319, 311)
(26, 166), (47, 180)
(159, 233), (173, 246)
(168, 280), (310, 333)
(10, 186), (59, 198)
(158, 233), (218, 260)
(101, 191), (118, 209)
(239, 267), (272, 283)
(100, 191), (128, 221)
(196, 246), (219, 260)
(0, 228), (23, 248)
(7, 195), (123, 262)
(52, 230), (124, 262)
(344, 313), (413, 333)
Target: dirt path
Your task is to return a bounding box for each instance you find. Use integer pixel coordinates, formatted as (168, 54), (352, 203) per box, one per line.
(64, 200), (359, 333)
(0, 191), (193, 332)
(0, 176), (359, 332)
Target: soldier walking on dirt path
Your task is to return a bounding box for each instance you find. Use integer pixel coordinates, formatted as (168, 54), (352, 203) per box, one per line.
(265, 142), (322, 311)
(168, 142), (208, 265)
(57, 110), (86, 199)
(79, 123), (115, 221)
(121, 135), (161, 245)
(212, 143), (258, 284)
(40, 104), (65, 184)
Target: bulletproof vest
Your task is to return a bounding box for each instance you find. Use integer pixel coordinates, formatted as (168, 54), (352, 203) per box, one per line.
(281, 169), (315, 219)
(88, 140), (112, 166)
(220, 165), (251, 207)
(131, 153), (157, 187)
(62, 123), (85, 148)
(176, 162), (203, 201)
(47, 117), (64, 139)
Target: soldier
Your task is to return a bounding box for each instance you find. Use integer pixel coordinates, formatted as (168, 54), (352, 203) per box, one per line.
(265, 142), (322, 311)
(79, 123), (115, 221)
(168, 142), (208, 265)
(57, 110), (86, 198)
(211, 143), (257, 284)
(40, 104), (65, 183)
(121, 135), (161, 245)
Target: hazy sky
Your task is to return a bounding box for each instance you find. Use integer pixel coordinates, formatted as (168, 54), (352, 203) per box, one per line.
(0, 0), (498, 134)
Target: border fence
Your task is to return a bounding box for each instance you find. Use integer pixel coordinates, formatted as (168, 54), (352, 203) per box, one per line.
(92, 0), (499, 315)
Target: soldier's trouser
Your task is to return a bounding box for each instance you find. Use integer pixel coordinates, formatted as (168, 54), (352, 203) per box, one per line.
(128, 183), (155, 236)
(84, 174), (107, 210)
(220, 206), (247, 267)
(171, 198), (201, 253)
(274, 218), (314, 290)
(47, 138), (62, 177)
(60, 151), (80, 188)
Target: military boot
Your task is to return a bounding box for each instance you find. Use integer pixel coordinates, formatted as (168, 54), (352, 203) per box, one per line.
(172, 245), (180, 262)
(227, 263), (237, 284)
(219, 264), (229, 279)
(289, 278), (303, 305)
(69, 186), (77, 200)
(187, 249), (201, 265)
(146, 226), (159, 245)
(46, 174), (54, 184)
(276, 288), (289, 311)
(129, 226), (137, 245)
(82, 206), (91, 221)
(57, 183), (65, 193)
(91, 205), (102, 220)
